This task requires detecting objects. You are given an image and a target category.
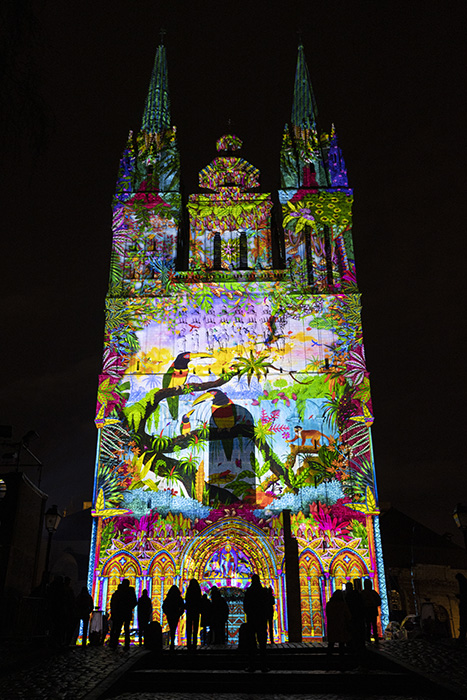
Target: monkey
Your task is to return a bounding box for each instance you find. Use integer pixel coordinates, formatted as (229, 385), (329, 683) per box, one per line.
(286, 425), (326, 450)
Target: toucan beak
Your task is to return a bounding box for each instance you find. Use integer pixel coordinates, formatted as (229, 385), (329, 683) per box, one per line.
(193, 392), (213, 405)
(189, 353), (213, 360)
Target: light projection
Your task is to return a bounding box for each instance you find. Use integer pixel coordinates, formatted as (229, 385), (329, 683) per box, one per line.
(88, 41), (387, 645)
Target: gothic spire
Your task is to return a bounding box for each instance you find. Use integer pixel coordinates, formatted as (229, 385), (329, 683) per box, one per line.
(141, 41), (171, 134)
(291, 44), (318, 130)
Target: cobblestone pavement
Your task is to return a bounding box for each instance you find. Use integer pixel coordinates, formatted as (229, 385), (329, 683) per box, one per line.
(0, 645), (143, 699)
(0, 639), (465, 700)
(376, 639), (467, 698)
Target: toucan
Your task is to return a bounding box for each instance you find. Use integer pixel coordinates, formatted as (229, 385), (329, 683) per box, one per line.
(162, 352), (211, 419)
(180, 409), (195, 435)
(194, 389), (236, 460)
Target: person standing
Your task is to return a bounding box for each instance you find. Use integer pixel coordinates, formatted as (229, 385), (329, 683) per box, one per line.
(243, 574), (269, 672)
(137, 589), (153, 646)
(265, 586), (275, 644)
(185, 579), (202, 651)
(120, 579), (137, 649)
(109, 583), (124, 648)
(74, 586), (94, 647)
(326, 589), (351, 667)
(345, 580), (366, 667)
(163, 585), (185, 651)
(362, 579), (381, 645)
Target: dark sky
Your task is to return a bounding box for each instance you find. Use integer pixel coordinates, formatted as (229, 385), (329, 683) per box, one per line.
(2, 1), (466, 543)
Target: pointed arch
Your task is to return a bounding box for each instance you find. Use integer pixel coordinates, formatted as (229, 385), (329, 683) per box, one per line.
(299, 549), (325, 639)
(101, 552), (142, 613)
(148, 550), (177, 625)
(329, 548), (370, 591)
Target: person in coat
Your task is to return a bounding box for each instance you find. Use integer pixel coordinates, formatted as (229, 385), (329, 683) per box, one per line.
(137, 589), (153, 646)
(210, 586), (229, 644)
(74, 586), (94, 646)
(362, 579), (381, 644)
(163, 585), (185, 650)
(243, 574), (269, 672)
(185, 579), (202, 651)
(326, 589), (351, 665)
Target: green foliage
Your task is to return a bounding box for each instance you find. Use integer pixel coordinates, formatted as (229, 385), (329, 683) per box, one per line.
(229, 471), (256, 499)
(350, 519), (368, 547)
(124, 402), (147, 432)
(249, 453), (270, 479)
(233, 350), (273, 386)
(343, 458), (374, 502)
(109, 250), (122, 292)
(287, 465), (309, 490)
(273, 378), (288, 389)
(96, 462), (124, 506)
(100, 520), (117, 553)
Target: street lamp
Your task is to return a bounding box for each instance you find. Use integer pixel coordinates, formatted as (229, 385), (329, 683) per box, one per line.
(452, 503), (467, 551)
(44, 504), (62, 576)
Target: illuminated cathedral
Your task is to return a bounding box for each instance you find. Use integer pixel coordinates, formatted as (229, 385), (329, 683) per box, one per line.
(88, 41), (388, 642)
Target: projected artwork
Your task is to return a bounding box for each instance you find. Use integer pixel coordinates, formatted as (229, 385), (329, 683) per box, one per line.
(88, 42), (387, 644)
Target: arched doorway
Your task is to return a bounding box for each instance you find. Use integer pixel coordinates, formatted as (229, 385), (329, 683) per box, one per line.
(179, 517), (283, 644)
(329, 549), (370, 592)
(101, 553), (142, 614)
(148, 551), (176, 626)
(299, 550), (325, 639)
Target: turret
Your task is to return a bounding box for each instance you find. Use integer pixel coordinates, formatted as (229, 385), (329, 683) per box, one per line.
(279, 44), (356, 292)
(108, 41), (181, 297)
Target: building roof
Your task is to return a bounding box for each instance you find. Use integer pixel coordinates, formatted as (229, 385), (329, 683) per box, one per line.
(379, 506), (467, 570)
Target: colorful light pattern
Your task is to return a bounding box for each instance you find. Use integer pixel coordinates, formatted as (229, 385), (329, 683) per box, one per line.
(88, 42), (387, 644)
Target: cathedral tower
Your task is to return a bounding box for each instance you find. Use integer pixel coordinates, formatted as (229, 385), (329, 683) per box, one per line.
(88, 41), (387, 643)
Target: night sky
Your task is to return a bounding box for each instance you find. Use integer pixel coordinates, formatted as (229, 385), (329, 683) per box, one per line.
(2, 1), (466, 543)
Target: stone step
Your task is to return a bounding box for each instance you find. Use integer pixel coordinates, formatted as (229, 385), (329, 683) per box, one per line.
(107, 667), (445, 698)
(98, 647), (465, 700)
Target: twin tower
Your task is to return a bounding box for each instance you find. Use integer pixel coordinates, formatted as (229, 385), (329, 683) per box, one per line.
(88, 42), (387, 643)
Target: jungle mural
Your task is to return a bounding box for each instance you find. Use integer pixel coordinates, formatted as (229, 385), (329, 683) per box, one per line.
(88, 41), (387, 644)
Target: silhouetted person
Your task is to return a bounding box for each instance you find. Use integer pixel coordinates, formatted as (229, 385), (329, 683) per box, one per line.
(163, 585), (184, 650)
(63, 576), (76, 646)
(345, 580), (366, 666)
(46, 575), (68, 647)
(74, 586), (94, 646)
(185, 579), (202, 651)
(265, 586), (275, 644)
(243, 574), (269, 672)
(120, 579), (137, 648)
(455, 573), (467, 645)
(137, 589), (152, 646)
(362, 579), (381, 644)
(200, 593), (212, 645)
(326, 590), (351, 667)
(109, 583), (124, 648)
(210, 586), (229, 644)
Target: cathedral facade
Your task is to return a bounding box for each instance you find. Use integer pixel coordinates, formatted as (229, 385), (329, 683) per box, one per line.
(88, 42), (387, 643)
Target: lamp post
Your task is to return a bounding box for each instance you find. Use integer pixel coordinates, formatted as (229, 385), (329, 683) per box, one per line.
(452, 503), (467, 552)
(44, 504), (62, 577)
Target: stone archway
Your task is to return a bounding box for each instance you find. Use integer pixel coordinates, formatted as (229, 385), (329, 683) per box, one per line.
(299, 550), (325, 640)
(178, 517), (283, 643)
(329, 549), (370, 591)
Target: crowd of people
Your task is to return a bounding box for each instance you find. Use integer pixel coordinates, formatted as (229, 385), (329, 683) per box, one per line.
(325, 578), (381, 668)
(42, 572), (467, 659)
